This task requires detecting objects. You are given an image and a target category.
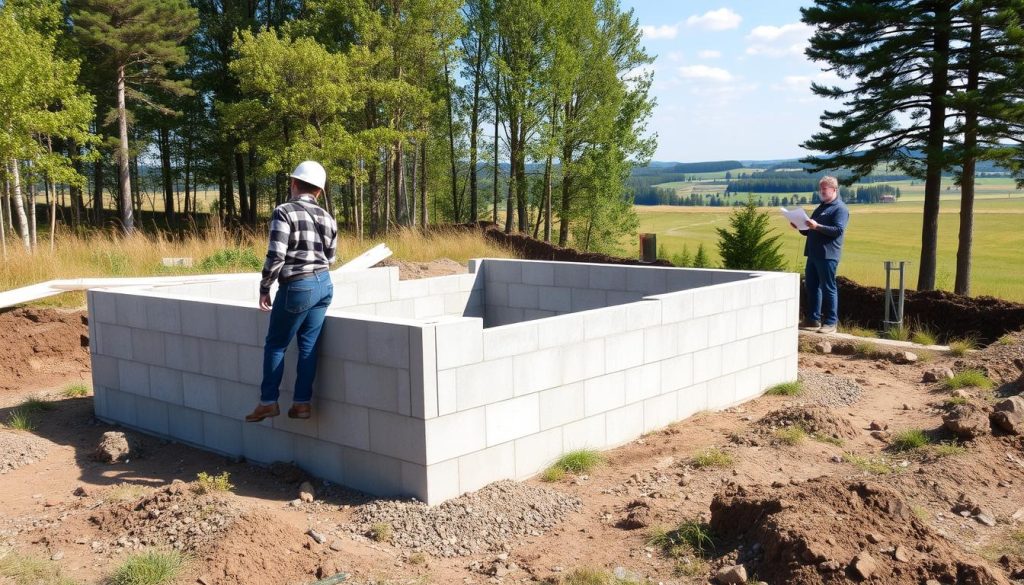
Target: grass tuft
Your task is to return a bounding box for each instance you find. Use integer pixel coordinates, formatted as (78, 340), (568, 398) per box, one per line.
(883, 325), (911, 341)
(549, 567), (646, 585)
(996, 334), (1015, 346)
(843, 453), (897, 475)
(911, 328), (938, 346)
(106, 483), (149, 503)
(192, 472), (234, 495)
(811, 432), (844, 446)
(5, 409), (36, 432)
(890, 429), (930, 451)
(648, 520), (715, 557)
(943, 370), (994, 390)
(931, 442), (967, 457)
(108, 550), (184, 585)
(19, 397), (55, 413)
(774, 426), (806, 446)
(62, 383), (91, 398)
(944, 395), (969, 407)
(540, 466), (566, 483)
(691, 448), (733, 469)
(764, 381), (802, 397)
(853, 341), (882, 358)
(839, 324), (878, 338)
(948, 338), (978, 357)
(368, 522), (393, 543)
(0, 551), (77, 585)
(554, 450), (604, 474)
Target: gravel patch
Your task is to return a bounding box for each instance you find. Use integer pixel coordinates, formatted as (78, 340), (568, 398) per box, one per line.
(350, 480), (582, 557)
(0, 430), (50, 474)
(798, 371), (863, 407)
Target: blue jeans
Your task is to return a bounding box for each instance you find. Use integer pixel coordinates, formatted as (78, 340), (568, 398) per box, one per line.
(260, 272), (333, 403)
(805, 257), (839, 325)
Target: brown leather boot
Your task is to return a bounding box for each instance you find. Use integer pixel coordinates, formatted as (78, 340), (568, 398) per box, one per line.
(288, 403), (312, 419)
(245, 403), (280, 422)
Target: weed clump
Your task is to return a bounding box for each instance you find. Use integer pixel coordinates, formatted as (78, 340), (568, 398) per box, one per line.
(764, 381), (802, 397)
(943, 370), (993, 390)
(691, 448), (733, 469)
(193, 472), (234, 494)
(108, 550), (183, 585)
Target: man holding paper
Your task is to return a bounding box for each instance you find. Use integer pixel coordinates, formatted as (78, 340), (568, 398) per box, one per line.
(789, 175), (849, 334)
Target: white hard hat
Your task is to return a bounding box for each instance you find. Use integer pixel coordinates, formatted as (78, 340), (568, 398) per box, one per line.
(289, 160), (327, 191)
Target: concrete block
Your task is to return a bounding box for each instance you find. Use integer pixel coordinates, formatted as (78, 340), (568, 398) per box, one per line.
(117, 294), (147, 329)
(98, 323), (133, 360)
(759, 358), (789, 389)
(626, 301), (661, 330)
(145, 298), (181, 334)
(735, 305), (763, 339)
(624, 363), (661, 404)
(746, 333), (774, 367)
(734, 366), (761, 402)
(92, 355), (119, 390)
(149, 366), (183, 404)
(707, 312), (737, 346)
(215, 305), (259, 346)
(320, 318), (368, 362)
(706, 373), (737, 410)
(761, 300), (788, 332)
(513, 347), (563, 396)
(339, 447), (403, 497)
(270, 404), (319, 438)
(678, 382), (709, 419)
(692, 287), (725, 317)
(241, 425), (293, 464)
(427, 275), (462, 296)
(508, 284), (539, 309)
(485, 393), (540, 446)
(665, 269), (708, 292)
(199, 339), (239, 380)
(720, 282), (751, 312)
(374, 299), (415, 318)
(92, 291), (118, 324)
(606, 402), (644, 446)
(442, 293), (470, 315)
(425, 408), (486, 464)
(643, 324), (678, 364)
(118, 360), (151, 397)
(135, 396), (169, 436)
(786, 298), (799, 328)
(483, 260), (522, 284)
(458, 441), (516, 494)
(344, 362), (404, 412)
(218, 380), (258, 419)
(180, 300), (219, 339)
(692, 345), (723, 384)
(643, 392), (678, 433)
(771, 274), (794, 301)
(659, 354), (693, 394)
(399, 461), (428, 502)
(561, 339), (604, 384)
(678, 316), (709, 354)
(237, 344), (264, 386)
(584, 371), (626, 416)
(167, 404), (204, 445)
(772, 327), (798, 359)
(562, 414), (606, 451)
(785, 355), (798, 383)
(437, 369), (457, 416)
(329, 283), (359, 307)
(435, 318), (483, 369)
(583, 305), (628, 339)
(410, 325), (438, 419)
(131, 328), (166, 366)
(552, 263), (590, 288)
(293, 436), (345, 486)
(182, 372), (220, 413)
(537, 314), (584, 349)
(367, 322), (411, 369)
(571, 288), (607, 312)
(627, 267), (667, 294)
(484, 281), (509, 307)
(369, 410), (427, 464)
(105, 389), (137, 426)
(93, 385), (108, 418)
(394, 278), (430, 301)
(457, 358), (514, 410)
(523, 309), (554, 321)
(514, 427), (564, 479)
(483, 323), (538, 360)
(522, 262), (555, 286)
(318, 400), (370, 450)
(537, 286), (572, 313)
(604, 330), (645, 373)
(486, 306), (524, 327)
(588, 265), (627, 290)
(164, 334), (201, 373)
(539, 382), (585, 430)
(424, 459), (461, 505)
(657, 291), (695, 324)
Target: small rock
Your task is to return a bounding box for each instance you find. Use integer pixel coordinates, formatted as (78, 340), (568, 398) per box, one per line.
(197, 577), (212, 585)
(926, 581), (942, 585)
(923, 367), (955, 383)
(976, 513), (997, 527)
(73, 486), (90, 497)
(329, 540), (344, 552)
(893, 545), (910, 562)
(943, 403), (991, 440)
(299, 481), (316, 503)
(815, 341), (832, 354)
(92, 431), (130, 463)
(716, 564), (748, 584)
(870, 430), (890, 441)
(653, 456), (675, 470)
(868, 420), (887, 431)
(851, 552), (877, 580)
(867, 533), (884, 544)
(1011, 507), (1024, 522)
(50, 551), (64, 561)
(991, 397), (1024, 435)
(902, 403), (911, 410)
(288, 499), (302, 507)
(892, 351), (917, 364)
(307, 529), (326, 544)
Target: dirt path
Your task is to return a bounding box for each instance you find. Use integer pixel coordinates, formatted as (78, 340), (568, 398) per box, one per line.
(2, 293), (1024, 584)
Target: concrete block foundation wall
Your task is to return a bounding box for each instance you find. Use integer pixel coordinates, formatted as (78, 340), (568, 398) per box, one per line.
(89, 260), (798, 504)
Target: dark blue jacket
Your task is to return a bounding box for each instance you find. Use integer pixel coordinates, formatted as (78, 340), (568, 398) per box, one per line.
(802, 197), (849, 260)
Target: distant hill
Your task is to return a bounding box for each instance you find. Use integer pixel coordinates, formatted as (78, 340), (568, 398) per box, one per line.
(670, 161), (743, 173)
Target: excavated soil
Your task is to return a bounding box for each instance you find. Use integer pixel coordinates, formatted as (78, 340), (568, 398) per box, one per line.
(959, 331), (1024, 392)
(0, 307), (90, 393)
(756, 405), (861, 442)
(0, 429), (50, 474)
(710, 477), (1009, 584)
(380, 257), (468, 280)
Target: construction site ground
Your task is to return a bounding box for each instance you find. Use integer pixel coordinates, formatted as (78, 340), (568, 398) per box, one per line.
(2, 259), (1024, 585)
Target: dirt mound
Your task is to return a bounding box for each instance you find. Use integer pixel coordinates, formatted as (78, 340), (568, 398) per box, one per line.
(0, 429), (50, 474)
(351, 480), (582, 558)
(757, 406), (860, 442)
(466, 223), (672, 266)
(798, 371), (864, 407)
(193, 510), (315, 585)
(0, 307), (89, 393)
(710, 477), (1008, 584)
(380, 258), (468, 280)
(88, 480), (240, 552)
(960, 331), (1024, 391)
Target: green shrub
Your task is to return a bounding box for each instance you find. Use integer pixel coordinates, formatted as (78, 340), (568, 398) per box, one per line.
(883, 325), (911, 341)
(944, 395), (969, 407)
(948, 338), (978, 357)
(911, 328), (938, 346)
(192, 472), (234, 494)
(197, 248), (262, 272)
(108, 551), (183, 585)
(691, 448), (733, 469)
(764, 381), (802, 396)
(5, 409), (35, 431)
(890, 429), (930, 451)
(774, 426), (806, 445)
(368, 522), (393, 543)
(715, 198), (787, 271)
(540, 466), (566, 482)
(648, 520), (714, 557)
(943, 370), (993, 390)
(839, 324), (877, 338)
(553, 450), (604, 474)
(62, 383), (91, 398)
(997, 334), (1015, 346)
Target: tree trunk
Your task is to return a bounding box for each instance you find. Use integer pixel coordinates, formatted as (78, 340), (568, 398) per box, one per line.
(469, 36), (484, 222)
(394, 139), (408, 225)
(116, 64), (134, 234)
(8, 160), (30, 250)
(235, 151), (249, 225)
(515, 120), (528, 233)
(160, 127), (174, 225)
(917, 4), (951, 291)
(954, 10), (981, 296)
(27, 165), (37, 247)
(445, 53), (460, 222)
(420, 139), (428, 227)
(543, 151), (552, 242)
(505, 113), (517, 233)
(1, 175), (8, 260)
(92, 158), (104, 225)
(409, 140), (418, 226)
(383, 148), (391, 234)
(248, 148), (258, 224)
(559, 144), (572, 246)
(493, 93), (500, 224)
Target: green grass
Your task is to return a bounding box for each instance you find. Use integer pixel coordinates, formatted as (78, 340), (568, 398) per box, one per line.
(931, 442), (968, 457)
(764, 381), (802, 396)
(843, 453), (897, 475)
(943, 370), (994, 390)
(811, 432), (844, 446)
(774, 426), (807, 445)
(5, 409), (36, 431)
(106, 483), (149, 503)
(0, 551), (77, 585)
(540, 466), (566, 482)
(648, 520), (715, 557)
(196, 248), (263, 272)
(62, 383), (91, 398)
(948, 338), (978, 357)
(192, 472), (234, 494)
(19, 397), (55, 413)
(544, 450), (605, 478)
(552, 567), (651, 585)
(883, 325), (912, 341)
(912, 505), (931, 522)
(108, 551), (184, 585)
(911, 328), (939, 346)
(853, 341), (882, 358)
(890, 429), (930, 451)
(368, 522), (393, 543)
(944, 395), (969, 407)
(633, 192), (1024, 301)
(997, 334), (1016, 346)
(691, 448), (734, 469)
(840, 324), (879, 338)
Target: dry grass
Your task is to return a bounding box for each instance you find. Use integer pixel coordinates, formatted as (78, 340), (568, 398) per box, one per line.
(690, 448), (733, 469)
(0, 550), (77, 585)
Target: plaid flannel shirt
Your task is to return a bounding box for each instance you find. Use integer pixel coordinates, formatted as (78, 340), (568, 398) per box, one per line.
(259, 195), (338, 294)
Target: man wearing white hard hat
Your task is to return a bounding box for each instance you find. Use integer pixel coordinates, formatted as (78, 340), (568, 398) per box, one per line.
(246, 161), (338, 422)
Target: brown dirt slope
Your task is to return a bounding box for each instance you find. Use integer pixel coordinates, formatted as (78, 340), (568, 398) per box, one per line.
(0, 307), (89, 393)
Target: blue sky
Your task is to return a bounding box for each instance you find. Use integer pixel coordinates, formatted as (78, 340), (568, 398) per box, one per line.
(621, 1), (838, 163)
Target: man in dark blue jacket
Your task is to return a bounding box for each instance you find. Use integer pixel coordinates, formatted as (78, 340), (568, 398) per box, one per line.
(792, 176), (849, 334)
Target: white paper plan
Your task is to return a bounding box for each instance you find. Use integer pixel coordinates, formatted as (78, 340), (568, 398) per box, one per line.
(780, 207), (810, 231)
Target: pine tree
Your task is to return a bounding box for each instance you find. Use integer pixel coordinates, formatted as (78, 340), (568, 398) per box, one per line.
(716, 198), (787, 271)
(693, 243), (711, 268)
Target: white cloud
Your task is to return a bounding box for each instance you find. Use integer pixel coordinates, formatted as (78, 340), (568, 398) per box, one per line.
(698, 49), (722, 59)
(640, 24), (680, 40)
(745, 22), (813, 57)
(686, 8), (742, 31)
(772, 70), (842, 91)
(677, 64), (734, 82)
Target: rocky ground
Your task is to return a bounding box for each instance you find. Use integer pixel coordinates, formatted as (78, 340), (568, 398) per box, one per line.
(1, 297), (1023, 584)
